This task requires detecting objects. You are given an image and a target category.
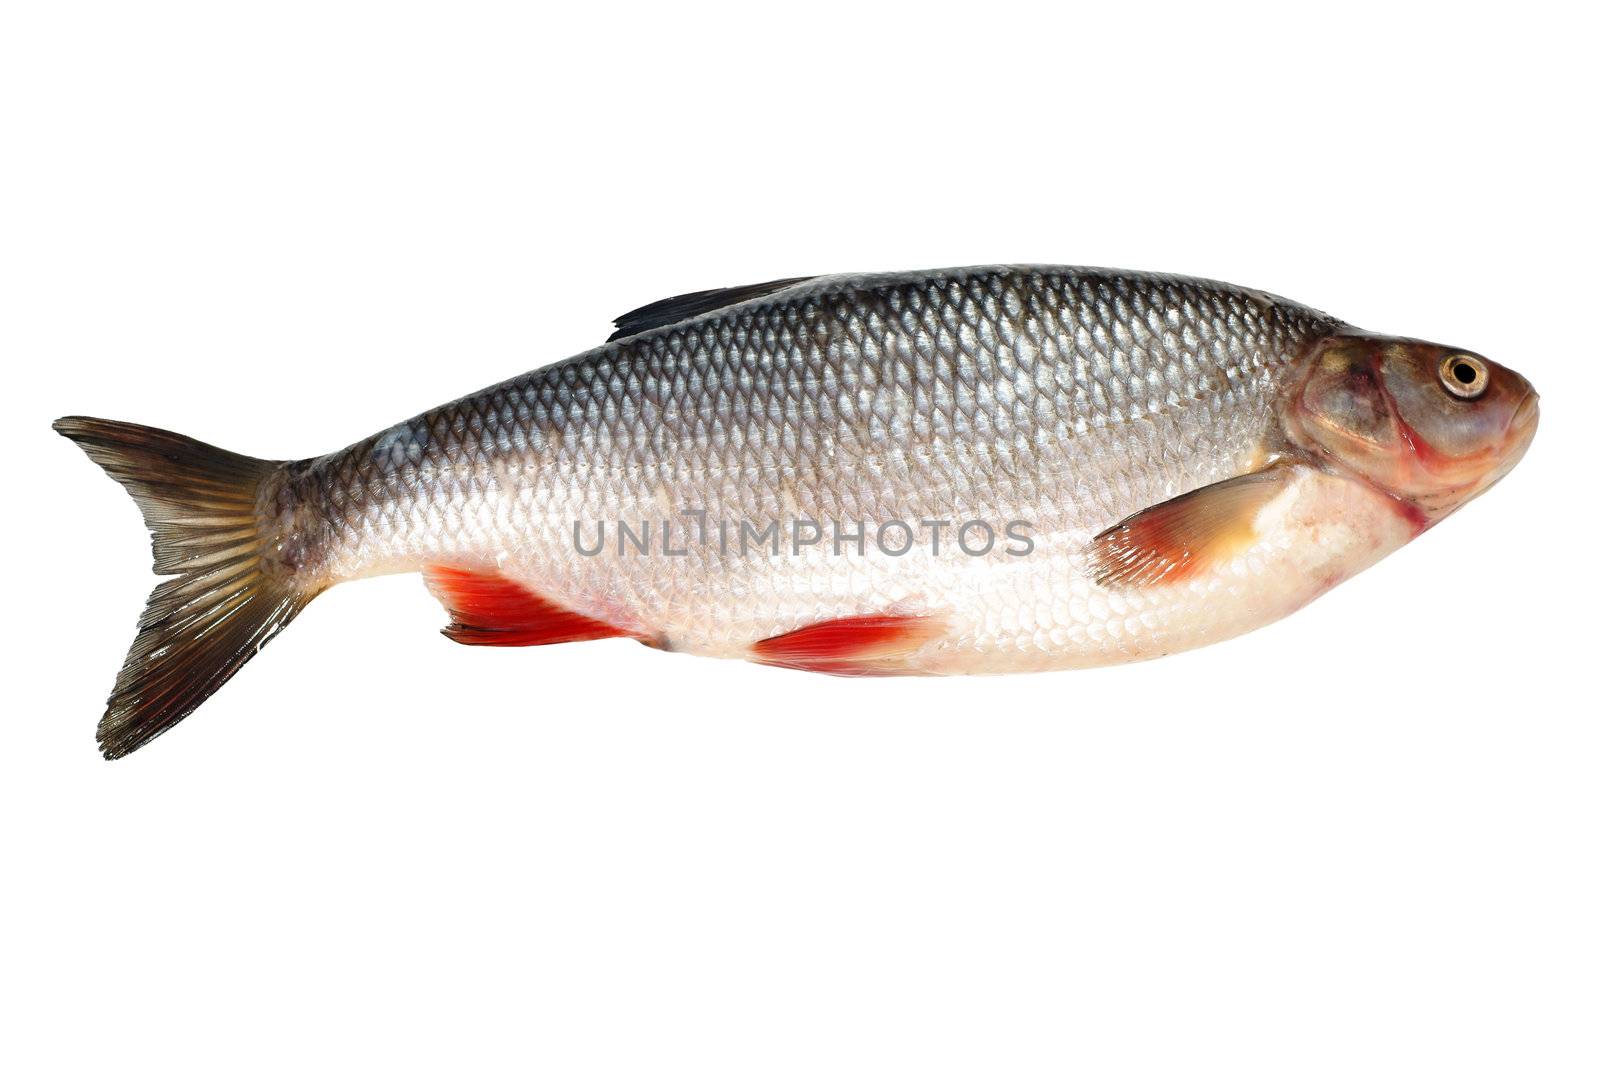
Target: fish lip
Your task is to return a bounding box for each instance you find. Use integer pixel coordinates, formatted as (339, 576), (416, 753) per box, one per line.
(1488, 388), (1539, 482)
(1509, 389), (1540, 438)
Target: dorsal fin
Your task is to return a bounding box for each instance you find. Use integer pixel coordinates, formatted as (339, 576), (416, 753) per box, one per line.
(607, 276), (816, 342)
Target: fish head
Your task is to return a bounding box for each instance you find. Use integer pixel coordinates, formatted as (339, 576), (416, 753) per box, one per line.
(1285, 333), (1539, 523)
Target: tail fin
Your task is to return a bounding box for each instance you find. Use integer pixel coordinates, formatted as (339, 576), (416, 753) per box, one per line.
(54, 417), (318, 759)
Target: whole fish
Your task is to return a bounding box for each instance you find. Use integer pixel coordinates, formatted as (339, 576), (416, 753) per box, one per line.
(57, 266), (1538, 758)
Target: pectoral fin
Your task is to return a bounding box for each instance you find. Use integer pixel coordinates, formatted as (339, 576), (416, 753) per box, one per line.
(1087, 464), (1294, 589)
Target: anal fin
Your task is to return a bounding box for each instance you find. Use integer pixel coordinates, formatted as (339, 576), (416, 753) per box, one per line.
(424, 565), (630, 646)
(1088, 463), (1294, 589)
(751, 614), (943, 676)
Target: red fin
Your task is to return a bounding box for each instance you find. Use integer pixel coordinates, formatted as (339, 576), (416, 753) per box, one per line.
(423, 565), (630, 646)
(1087, 465), (1292, 589)
(752, 614), (943, 676)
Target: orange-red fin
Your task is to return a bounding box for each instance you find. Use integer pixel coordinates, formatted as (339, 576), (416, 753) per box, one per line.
(751, 614), (943, 676)
(1087, 464), (1292, 589)
(423, 565), (630, 646)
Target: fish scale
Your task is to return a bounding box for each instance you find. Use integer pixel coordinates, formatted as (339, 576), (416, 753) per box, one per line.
(279, 268), (1334, 661)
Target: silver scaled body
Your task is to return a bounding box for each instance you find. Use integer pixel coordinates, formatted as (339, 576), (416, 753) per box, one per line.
(273, 266), (1412, 672)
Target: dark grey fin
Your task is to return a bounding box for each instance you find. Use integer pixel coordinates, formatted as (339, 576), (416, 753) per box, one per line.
(53, 417), (321, 759)
(1087, 463), (1295, 589)
(608, 276), (816, 341)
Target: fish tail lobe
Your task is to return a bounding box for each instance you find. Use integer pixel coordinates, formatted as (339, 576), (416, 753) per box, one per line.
(54, 416), (323, 759)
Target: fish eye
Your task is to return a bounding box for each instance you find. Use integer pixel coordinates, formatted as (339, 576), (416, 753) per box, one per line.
(1440, 353), (1489, 399)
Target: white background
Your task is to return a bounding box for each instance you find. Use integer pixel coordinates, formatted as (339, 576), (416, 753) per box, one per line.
(3, 2), (1595, 1064)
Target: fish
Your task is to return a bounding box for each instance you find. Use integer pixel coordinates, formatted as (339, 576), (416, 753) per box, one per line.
(56, 266), (1540, 758)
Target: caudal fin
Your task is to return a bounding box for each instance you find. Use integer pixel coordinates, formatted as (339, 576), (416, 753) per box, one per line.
(54, 417), (318, 759)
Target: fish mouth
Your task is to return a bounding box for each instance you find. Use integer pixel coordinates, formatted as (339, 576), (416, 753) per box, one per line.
(1483, 388), (1539, 487)
(1508, 389), (1540, 440)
